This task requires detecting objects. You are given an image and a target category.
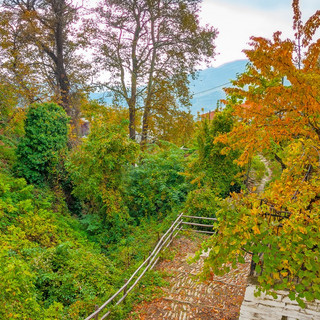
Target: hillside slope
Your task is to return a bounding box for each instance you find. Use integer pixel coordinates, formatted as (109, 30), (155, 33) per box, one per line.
(190, 59), (248, 115)
(90, 59), (249, 115)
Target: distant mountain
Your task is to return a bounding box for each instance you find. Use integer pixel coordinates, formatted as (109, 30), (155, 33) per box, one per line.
(90, 91), (113, 105)
(189, 59), (248, 115)
(90, 59), (248, 116)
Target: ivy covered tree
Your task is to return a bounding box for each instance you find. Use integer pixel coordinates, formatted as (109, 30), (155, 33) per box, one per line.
(202, 0), (320, 306)
(16, 102), (69, 185)
(189, 107), (243, 198)
(67, 103), (139, 242)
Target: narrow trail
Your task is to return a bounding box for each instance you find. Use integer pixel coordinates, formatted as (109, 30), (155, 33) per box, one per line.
(256, 155), (272, 194)
(128, 235), (251, 320)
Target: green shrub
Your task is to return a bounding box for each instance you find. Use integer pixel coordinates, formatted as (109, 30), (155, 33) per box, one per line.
(67, 106), (139, 243)
(184, 188), (220, 218)
(251, 155), (267, 182)
(15, 102), (69, 185)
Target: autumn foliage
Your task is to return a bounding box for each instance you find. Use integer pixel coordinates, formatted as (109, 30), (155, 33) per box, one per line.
(202, 0), (320, 306)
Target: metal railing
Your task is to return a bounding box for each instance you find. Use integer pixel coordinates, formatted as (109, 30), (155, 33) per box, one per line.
(84, 213), (217, 320)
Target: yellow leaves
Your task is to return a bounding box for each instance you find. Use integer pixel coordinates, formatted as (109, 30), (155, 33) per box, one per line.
(252, 225), (261, 235)
(220, 146), (231, 155)
(213, 246), (220, 254)
(273, 272), (280, 280)
(298, 226), (307, 234)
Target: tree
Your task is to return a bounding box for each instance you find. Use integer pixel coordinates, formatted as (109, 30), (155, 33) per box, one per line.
(0, 9), (41, 105)
(95, 0), (216, 142)
(202, 0), (320, 305)
(146, 80), (195, 146)
(0, 0), (91, 123)
(0, 80), (24, 137)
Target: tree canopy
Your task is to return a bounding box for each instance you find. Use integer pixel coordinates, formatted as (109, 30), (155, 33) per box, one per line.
(0, 0), (92, 124)
(94, 0), (216, 142)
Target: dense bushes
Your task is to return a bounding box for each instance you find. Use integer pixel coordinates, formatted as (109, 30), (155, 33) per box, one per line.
(124, 143), (191, 219)
(1, 99), (245, 319)
(0, 105), (180, 318)
(184, 187), (220, 218)
(67, 105), (139, 244)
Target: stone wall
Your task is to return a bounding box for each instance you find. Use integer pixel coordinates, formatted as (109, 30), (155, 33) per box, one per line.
(239, 284), (320, 320)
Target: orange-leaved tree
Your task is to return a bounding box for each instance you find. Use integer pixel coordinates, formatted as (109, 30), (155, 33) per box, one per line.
(201, 0), (320, 306)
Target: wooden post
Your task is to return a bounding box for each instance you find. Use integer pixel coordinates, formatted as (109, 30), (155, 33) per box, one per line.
(123, 279), (128, 301)
(94, 305), (99, 320)
(127, 250), (130, 269)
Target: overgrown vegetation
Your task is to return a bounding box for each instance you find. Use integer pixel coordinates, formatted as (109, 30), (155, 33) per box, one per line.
(0, 171), (117, 319)
(1, 0), (319, 318)
(0, 99), (197, 319)
(124, 143), (191, 219)
(188, 106), (243, 198)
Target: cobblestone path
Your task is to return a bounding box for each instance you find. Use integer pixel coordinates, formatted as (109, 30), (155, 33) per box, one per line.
(128, 234), (251, 320)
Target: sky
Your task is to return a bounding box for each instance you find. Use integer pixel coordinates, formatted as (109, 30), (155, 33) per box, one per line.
(200, 0), (320, 67)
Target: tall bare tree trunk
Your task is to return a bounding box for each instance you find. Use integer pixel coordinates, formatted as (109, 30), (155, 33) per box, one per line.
(140, 9), (156, 146)
(128, 98), (136, 140)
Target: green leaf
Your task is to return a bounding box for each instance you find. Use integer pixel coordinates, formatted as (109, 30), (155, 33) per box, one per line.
(255, 264), (261, 274)
(288, 291), (295, 301)
(253, 255), (259, 263)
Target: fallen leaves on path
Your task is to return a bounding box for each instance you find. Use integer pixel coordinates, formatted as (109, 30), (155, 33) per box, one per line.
(127, 234), (251, 320)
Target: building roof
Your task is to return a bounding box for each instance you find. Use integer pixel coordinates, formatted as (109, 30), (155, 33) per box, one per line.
(200, 111), (215, 120)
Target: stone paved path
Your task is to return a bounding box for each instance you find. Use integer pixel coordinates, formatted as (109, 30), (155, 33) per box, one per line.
(239, 284), (320, 320)
(128, 234), (251, 320)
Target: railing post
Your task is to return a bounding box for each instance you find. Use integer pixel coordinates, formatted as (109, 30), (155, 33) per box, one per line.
(147, 251), (151, 265)
(123, 279), (128, 301)
(94, 305), (99, 320)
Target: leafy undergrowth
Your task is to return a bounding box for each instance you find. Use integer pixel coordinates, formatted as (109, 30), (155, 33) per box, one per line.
(0, 171), (118, 319)
(0, 169), (177, 319)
